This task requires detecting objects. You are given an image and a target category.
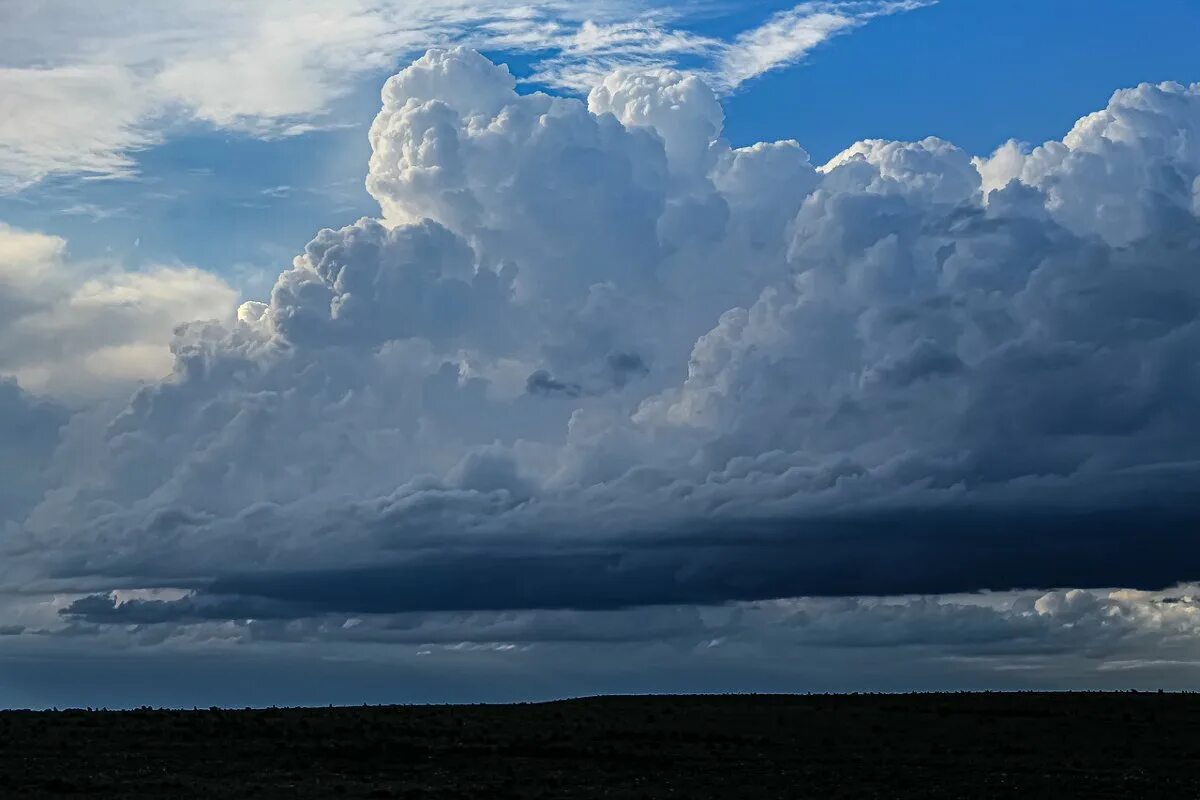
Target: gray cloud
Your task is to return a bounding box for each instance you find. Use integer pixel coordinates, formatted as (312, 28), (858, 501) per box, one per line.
(50, 499), (1200, 623)
(0, 378), (66, 521)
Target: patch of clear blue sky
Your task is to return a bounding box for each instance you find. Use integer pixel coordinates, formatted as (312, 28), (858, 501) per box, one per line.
(718, 0), (1200, 156)
(0, 0), (1196, 298)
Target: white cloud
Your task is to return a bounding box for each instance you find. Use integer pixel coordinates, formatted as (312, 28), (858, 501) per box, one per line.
(715, 1), (937, 91)
(0, 223), (239, 398)
(975, 81), (1200, 244)
(0, 65), (157, 191)
(524, 18), (721, 93)
(0, 224), (66, 278)
(588, 67), (724, 175)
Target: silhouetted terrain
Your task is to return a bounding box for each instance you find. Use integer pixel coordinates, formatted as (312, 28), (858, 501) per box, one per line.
(2, 692), (1198, 798)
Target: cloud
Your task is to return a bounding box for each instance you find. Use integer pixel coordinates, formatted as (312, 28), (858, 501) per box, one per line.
(2, 50), (1200, 694)
(50, 583), (1200, 694)
(715, 1), (937, 91)
(0, 1), (933, 190)
(588, 67), (724, 175)
(522, 18), (720, 93)
(37, 498), (1200, 622)
(975, 81), (1200, 244)
(0, 65), (155, 191)
(0, 223), (239, 398)
(0, 378), (67, 522)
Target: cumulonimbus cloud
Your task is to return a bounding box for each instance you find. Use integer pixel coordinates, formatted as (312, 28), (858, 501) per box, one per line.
(5, 50), (1200, 650)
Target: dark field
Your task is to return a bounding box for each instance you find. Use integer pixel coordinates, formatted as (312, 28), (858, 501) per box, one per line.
(3, 692), (1200, 798)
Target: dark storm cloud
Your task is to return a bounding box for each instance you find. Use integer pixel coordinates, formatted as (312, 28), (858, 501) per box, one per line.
(606, 352), (649, 386)
(59, 591), (301, 625)
(60, 497), (1200, 623)
(526, 369), (583, 398)
(526, 353), (648, 397)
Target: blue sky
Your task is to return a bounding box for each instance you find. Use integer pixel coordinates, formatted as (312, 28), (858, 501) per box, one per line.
(721, 0), (1200, 153)
(2, 1), (1200, 707)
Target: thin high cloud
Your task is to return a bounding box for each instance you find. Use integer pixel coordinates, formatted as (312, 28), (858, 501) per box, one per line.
(0, 1), (932, 190)
(716, 0), (936, 90)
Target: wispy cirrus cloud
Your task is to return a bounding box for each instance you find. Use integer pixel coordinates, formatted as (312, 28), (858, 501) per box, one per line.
(0, 65), (157, 192)
(715, 1), (938, 90)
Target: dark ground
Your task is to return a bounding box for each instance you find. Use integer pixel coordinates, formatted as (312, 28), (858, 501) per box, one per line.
(2, 692), (1199, 798)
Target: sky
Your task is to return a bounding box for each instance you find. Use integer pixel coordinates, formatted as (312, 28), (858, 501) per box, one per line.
(0, 0), (1199, 708)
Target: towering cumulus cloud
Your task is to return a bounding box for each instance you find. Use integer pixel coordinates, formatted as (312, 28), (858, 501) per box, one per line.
(9, 51), (1200, 656)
